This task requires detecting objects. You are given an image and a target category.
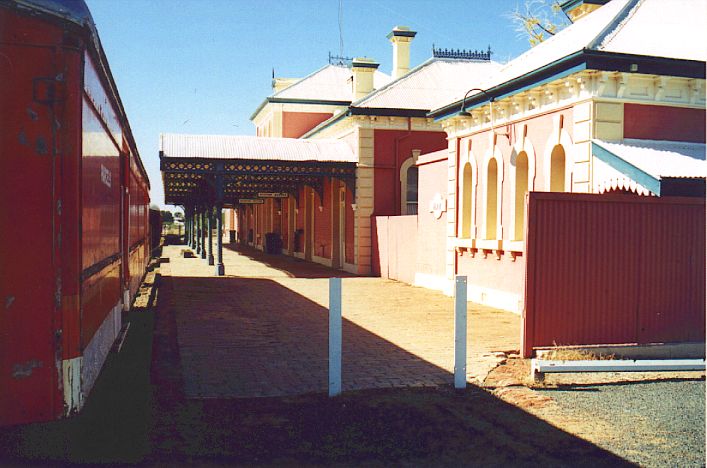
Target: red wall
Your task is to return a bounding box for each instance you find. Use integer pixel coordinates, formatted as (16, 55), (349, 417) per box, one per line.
(624, 104), (705, 142)
(523, 192), (705, 357)
(313, 179), (332, 259)
(372, 130), (447, 216)
(283, 112), (333, 138)
(371, 130), (447, 275)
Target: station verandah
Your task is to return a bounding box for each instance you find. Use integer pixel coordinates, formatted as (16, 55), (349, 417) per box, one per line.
(159, 134), (357, 275)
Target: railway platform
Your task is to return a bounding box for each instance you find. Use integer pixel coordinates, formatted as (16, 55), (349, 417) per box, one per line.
(157, 241), (520, 398)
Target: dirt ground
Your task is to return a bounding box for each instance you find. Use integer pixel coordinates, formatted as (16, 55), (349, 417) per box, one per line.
(482, 352), (705, 460)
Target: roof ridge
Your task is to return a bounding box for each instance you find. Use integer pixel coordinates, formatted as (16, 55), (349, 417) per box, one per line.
(271, 63), (339, 99)
(586, 0), (642, 50)
(351, 57), (438, 107)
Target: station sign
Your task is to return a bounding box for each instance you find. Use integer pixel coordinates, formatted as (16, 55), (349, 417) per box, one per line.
(257, 192), (289, 198)
(238, 198), (265, 204)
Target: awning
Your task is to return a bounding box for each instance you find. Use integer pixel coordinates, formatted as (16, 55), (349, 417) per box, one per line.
(592, 139), (706, 196)
(160, 133), (357, 206)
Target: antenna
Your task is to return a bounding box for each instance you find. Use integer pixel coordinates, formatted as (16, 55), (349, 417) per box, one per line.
(338, 0), (344, 57)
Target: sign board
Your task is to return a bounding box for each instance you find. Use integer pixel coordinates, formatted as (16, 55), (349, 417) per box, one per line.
(429, 193), (447, 219)
(238, 198), (265, 204)
(257, 192), (289, 198)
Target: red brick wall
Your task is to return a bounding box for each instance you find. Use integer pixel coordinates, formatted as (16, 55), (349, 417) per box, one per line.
(372, 129), (448, 216)
(283, 112), (333, 138)
(370, 129), (447, 275)
(295, 186), (305, 252)
(313, 178), (332, 259)
(624, 104), (705, 142)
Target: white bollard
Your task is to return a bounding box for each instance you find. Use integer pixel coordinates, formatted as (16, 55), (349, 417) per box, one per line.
(329, 277), (342, 397)
(454, 275), (467, 389)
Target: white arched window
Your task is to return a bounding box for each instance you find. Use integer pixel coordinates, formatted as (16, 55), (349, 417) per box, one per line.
(485, 158), (499, 239)
(400, 150), (420, 215)
(513, 151), (529, 240)
(461, 162), (473, 238)
(550, 145), (566, 192)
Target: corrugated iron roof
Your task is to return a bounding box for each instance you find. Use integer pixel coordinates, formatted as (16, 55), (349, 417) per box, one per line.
(160, 133), (357, 163)
(272, 64), (390, 102)
(354, 58), (501, 111)
(598, 0), (706, 61)
(433, 0), (706, 116)
(594, 139), (706, 180)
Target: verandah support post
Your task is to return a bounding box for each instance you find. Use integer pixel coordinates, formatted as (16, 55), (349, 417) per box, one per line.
(191, 207), (196, 249)
(195, 209), (202, 255)
(454, 275), (467, 389)
(208, 206), (215, 265)
(329, 277), (342, 397)
(200, 208), (206, 260)
(216, 203), (225, 275)
(187, 209), (192, 247)
(185, 208), (190, 247)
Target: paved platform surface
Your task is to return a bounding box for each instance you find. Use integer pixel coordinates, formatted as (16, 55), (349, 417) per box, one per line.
(161, 242), (520, 398)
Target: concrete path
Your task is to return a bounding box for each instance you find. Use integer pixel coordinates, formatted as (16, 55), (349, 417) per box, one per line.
(161, 242), (520, 398)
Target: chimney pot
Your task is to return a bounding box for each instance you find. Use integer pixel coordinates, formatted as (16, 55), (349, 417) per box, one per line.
(351, 57), (379, 100)
(388, 26), (417, 79)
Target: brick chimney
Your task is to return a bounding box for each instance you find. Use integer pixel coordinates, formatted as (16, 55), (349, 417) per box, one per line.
(351, 57), (379, 100)
(387, 26), (417, 79)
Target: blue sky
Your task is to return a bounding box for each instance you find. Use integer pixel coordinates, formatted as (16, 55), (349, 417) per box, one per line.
(86, 0), (536, 209)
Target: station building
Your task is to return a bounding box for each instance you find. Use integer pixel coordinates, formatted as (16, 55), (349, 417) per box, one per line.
(359, 0), (704, 321)
(220, 26), (500, 275)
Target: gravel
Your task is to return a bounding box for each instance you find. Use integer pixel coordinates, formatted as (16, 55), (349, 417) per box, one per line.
(537, 379), (705, 467)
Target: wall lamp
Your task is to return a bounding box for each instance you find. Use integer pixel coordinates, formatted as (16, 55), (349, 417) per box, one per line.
(458, 87), (510, 141)
(459, 88), (492, 117)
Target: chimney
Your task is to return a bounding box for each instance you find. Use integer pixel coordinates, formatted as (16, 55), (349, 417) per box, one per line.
(387, 26), (417, 79)
(351, 57), (379, 100)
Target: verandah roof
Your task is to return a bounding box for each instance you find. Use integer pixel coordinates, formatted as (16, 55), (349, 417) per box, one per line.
(160, 133), (357, 206)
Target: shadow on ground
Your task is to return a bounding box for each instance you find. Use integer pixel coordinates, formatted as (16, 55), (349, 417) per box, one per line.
(0, 255), (634, 466)
(223, 243), (358, 278)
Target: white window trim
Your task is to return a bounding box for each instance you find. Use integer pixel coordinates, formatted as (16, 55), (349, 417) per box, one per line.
(399, 149), (421, 214)
(509, 133), (537, 241)
(482, 145), (504, 240)
(543, 125), (574, 192)
(458, 142), (478, 239)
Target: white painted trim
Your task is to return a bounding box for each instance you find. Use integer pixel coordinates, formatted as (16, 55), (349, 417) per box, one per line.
(467, 284), (522, 314)
(312, 254), (333, 268)
(62, 357), (83, 415)
(81, 300), (122, 405)
(414, 272), (450, 293)
(343, 261), (358, 274)
(293, 251), (305, 260)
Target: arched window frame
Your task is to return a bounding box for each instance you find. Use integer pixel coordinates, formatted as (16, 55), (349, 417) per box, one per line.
(399, 149), (421, 215)
(482, 145), (504, 240)
(509, 135), (536, 241)
(458, 142), (478, 239)
(543, 126), (573, 192)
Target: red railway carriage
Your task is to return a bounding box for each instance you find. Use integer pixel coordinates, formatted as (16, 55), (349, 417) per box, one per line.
(0, 0), (150, 425)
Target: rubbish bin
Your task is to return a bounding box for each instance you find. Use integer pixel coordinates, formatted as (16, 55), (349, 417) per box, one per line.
(264, 232), (282, 254)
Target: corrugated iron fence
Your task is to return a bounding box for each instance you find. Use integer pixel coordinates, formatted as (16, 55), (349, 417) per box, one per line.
(523, 192), (705, 357)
